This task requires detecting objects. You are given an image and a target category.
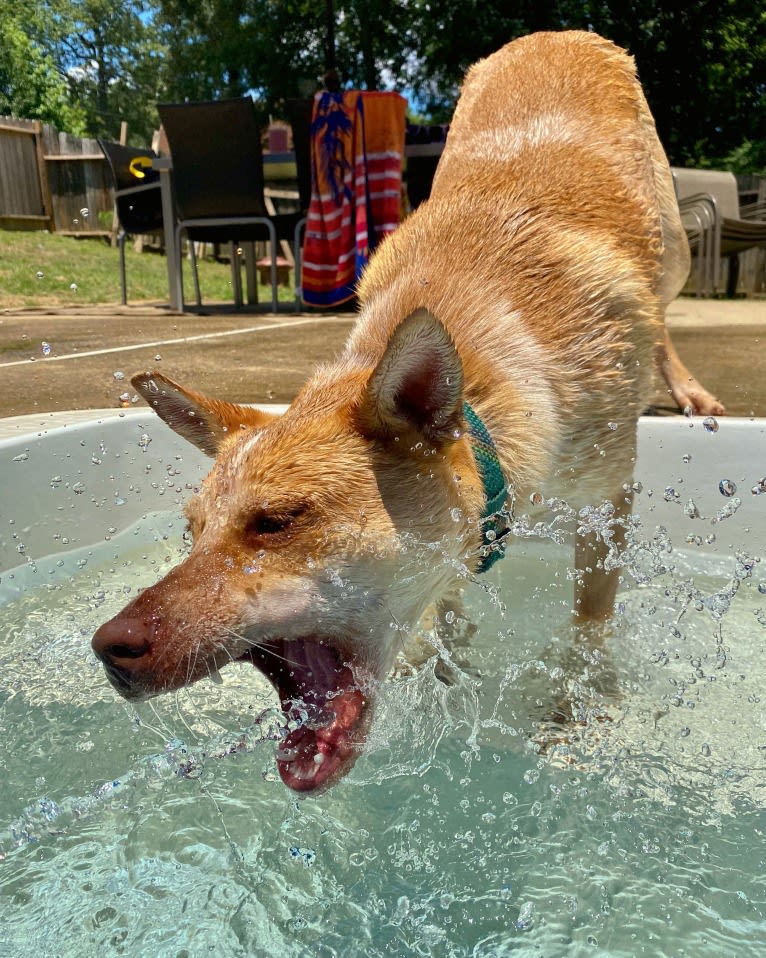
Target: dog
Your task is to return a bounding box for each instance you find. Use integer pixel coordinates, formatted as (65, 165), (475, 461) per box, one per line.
(92, 31), (724, 793)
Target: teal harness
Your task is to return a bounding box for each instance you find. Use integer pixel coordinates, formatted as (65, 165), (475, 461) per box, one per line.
(463, 402), (510, 573)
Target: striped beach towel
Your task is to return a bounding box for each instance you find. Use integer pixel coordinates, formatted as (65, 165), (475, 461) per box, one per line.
(301, 90), (407, 308)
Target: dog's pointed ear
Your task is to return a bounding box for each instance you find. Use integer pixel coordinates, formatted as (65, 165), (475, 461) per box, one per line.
(356, 309), (464, 446)
(131, 371), (277, 457)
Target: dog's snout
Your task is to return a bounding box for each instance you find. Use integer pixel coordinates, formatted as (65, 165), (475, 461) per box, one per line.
(92, 616), (154, 695)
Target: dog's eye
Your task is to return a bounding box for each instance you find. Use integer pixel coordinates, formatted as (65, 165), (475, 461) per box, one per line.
(245, 505), (306, 538)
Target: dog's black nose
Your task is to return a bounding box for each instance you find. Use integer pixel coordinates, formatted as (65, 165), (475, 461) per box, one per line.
(92, 617), (153, 697)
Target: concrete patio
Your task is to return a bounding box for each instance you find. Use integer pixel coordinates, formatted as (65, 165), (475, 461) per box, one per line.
(0, 296), (763, 422)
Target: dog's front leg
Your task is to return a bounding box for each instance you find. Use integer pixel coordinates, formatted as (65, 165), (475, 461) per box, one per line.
(573, 487), (632, 622)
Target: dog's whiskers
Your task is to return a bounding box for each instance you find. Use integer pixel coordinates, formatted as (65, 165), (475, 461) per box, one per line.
(219, 624), (304, 669)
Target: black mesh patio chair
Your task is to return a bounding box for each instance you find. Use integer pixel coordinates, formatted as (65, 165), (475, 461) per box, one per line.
(157, 97), (304, 311)
(98, 139), (164, 305)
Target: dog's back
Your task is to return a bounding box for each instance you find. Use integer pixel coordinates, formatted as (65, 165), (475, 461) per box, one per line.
(432, 32), (663, 270)
(354, 31), (677, 503)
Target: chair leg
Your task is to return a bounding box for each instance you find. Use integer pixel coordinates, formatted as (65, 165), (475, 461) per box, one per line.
(230, 243), (243, 307)
(118, 231), (127, 306)
(726, 253), (740, 298)
(189, 241), (202, 306)
(294, 217), (306, 310)
(270, 244), (278, 312)
(174, 224), (186, 311)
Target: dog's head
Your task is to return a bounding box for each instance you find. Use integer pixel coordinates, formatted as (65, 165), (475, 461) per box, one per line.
(92, 311), (485, 793)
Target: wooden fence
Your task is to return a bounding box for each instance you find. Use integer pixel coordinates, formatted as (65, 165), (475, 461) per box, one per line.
(0, 116), (112, 236)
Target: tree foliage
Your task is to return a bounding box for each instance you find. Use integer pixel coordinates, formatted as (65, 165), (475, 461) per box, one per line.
(2, 0), (765, 171)
(0, 7), (86, 132)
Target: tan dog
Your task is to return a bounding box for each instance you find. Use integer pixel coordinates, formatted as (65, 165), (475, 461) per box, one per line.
(93, 31), (723, 793)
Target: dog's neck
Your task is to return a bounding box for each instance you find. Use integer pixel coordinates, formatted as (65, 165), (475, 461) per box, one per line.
(463, 402), (510, 572)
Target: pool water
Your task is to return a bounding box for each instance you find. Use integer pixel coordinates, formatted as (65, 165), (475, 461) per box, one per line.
(1, 512), (765, 957)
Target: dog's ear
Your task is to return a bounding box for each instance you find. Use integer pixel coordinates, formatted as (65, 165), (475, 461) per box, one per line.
(356, 309), (464, 446)
(131, 371), (277, 457)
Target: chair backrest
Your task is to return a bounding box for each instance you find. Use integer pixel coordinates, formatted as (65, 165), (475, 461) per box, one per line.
(99, 139), (160, 191)
(98, 138), (163, 234)
(672, 168), (741, 220)
(157, 97), (268, 221)
(284, 98), (314, 213)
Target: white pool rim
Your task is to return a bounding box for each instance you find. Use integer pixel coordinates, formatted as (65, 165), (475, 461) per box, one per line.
(1, 409), (764, 576)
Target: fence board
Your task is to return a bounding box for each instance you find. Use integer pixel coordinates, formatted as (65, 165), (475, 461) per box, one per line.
(0, 118), (46, 227)
(41, 125), (111, 235)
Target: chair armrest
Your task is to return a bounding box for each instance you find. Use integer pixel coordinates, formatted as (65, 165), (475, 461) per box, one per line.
(116, 181), (163, 200)
(677, 192), (719, 225)
(739, 201), (766, 222)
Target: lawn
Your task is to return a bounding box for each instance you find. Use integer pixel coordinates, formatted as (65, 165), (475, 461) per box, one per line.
(0, 229), (297, 308)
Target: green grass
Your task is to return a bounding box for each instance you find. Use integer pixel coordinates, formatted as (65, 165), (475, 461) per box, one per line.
(0, 229), (297, 308)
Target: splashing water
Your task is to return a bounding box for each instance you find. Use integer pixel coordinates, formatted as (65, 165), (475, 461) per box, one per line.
(1, 487), (765, 957)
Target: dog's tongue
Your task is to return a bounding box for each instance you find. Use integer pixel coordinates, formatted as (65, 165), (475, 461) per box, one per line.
(276, 682), (365, 791)
(250, 638), (367, 792)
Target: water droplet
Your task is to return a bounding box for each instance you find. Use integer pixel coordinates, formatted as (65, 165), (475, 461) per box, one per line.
(516, 901), (534, 931)
(154, 354), (162, 362)
(113, 370), (125, 381)
(719, 479), (737, 497)
(683, 404), (694, 418)
(758, 582), (766, 595)
(683, 499), (700, 518)
(530, 492), (543, 506)
(137, 433), (152, 450)
(714, 497), (741, 522)
(69, 282), (78, 292)
(682, 453), (692, 464)
(751, 478), (766, 496)
(72, 481), (85, 494)
(449, 507), (463, 522)
(36, 270), (44, 280)
(701, 743), (712, 756)
(607, 421), (618, 431)
(80, 207), (89, 218)
(41, 341), (51, 356)
(702, 416), (719, 433)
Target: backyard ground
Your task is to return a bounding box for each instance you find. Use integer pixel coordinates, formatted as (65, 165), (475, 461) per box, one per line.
(0, 297), (763, 421)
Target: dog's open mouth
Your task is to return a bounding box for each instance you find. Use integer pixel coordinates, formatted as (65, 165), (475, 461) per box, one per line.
(242, 638), (370, 793)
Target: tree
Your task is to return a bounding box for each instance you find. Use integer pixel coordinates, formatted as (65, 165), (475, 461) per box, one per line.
(0, 10), (87, 132)
(590, 0), (766, 169)
(56, 0), (168, 143)
(3, 0), (765, 171)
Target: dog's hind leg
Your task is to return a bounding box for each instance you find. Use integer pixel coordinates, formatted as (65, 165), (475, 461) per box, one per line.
(656, 327), (726, 417)
(652, 150), (726, 417)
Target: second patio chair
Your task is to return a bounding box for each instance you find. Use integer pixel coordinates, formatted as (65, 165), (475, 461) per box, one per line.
(157, 97), (303, 311)
(673, 167), (766, 296)
(99, 139), (164, 305)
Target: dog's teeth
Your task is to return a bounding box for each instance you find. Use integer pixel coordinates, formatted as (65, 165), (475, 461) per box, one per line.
(209, 669), (224, 685)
